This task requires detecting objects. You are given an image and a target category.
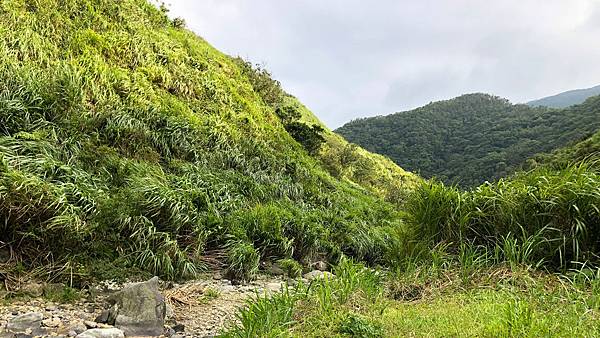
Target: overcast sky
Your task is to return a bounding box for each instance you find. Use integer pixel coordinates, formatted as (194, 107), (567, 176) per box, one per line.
(165, 1), (600, 128)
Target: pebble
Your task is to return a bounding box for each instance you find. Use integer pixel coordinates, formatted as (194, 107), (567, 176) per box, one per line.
(84, 320), (98, 329)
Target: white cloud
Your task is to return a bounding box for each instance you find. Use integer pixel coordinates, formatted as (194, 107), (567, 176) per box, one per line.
(164, 0), (600, 128)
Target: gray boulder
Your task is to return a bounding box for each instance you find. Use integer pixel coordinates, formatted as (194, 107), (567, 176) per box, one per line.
(6, 312), (43, 332)
(75, 328), (124, 338)
(106, 276), (166, 337)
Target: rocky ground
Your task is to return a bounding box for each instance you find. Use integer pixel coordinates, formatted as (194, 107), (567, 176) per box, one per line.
(0, 269), (332, 338)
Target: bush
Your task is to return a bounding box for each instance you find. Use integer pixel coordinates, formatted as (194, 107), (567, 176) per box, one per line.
(404, 164), (600, 270)
(277, 258), (303, 278)
(226, 241), (260, 282)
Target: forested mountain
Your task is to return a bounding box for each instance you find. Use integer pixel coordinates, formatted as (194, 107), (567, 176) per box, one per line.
(336, 93), (600, 186)
(527, 84), (600, 108)
(0, 0), (417, 282)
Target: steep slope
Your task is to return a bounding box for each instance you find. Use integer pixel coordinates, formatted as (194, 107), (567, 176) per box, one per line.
(527, 84), (600, 108)
(336, 93), (600, 187)
(528, 126), (600, 169)
(0, 0), (416, 282)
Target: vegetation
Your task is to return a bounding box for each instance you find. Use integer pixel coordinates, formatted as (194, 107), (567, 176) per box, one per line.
(225, 153), (600, 337)
(527, 84), (600, 108)
(222, 258), (600, 337)
(336, 93), (600, 187)
(0, 0), (418, 284)
(528, 130), (600, 170)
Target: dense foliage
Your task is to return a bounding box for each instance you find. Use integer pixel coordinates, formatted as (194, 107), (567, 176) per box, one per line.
(336, 93), (600, 187)
(528, 130), (600, 170)
(527, 84), (600, 108)
(404, 163), (600, 270)
(0, 0), (417, 282)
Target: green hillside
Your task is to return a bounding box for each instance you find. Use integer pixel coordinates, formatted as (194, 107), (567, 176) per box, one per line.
(336, 93), (600, 187)
(527, 84), (600, 108)
(0, 0), (417, 282)
(527, 129), (600, 169)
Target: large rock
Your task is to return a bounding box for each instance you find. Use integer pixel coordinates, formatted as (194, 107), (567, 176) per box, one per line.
(6, 312), (43, 332)
(105, 277), (166, 337)
(76, 328), (124, 338)
(303, 270), (335, 281)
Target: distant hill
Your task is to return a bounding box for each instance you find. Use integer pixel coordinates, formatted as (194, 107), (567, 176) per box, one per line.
(527, 85), (600, 108)
(336, 93), (600, 187)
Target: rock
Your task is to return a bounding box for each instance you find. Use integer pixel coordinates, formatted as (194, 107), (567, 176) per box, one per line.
(303, 270), (335, 281)
(94, 310), (109, 324)
(312, 261), (328, 271)
(42, 317), (61, 328)
(265, 262), (285, 276)
(106, 276), (166, 337)
(69, 322), (87, 334)
(266, 282), (283, 292)
(84, 320), (97, 329)
(172, 323), (185, 332)
(75, 328), (124, 338)
(165, 326), (175, 337)
(165, 304), (174, 321)
(68, 330), (78, 337)
(20, 283), (44, 297)
(6, 312), (43, 332)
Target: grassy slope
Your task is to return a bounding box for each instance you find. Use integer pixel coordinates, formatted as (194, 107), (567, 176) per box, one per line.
(290, 97), (418, 202)
(336, 93), (600, 187)
(0, 0), (416, 282)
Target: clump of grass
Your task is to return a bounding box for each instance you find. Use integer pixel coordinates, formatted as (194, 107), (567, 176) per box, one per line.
(226, 241), (260, 282)
(278, 258), (303, 278)
(337, 314), (383, 338)
(199, 287), (220, 304)
(43, 285), (80, 303)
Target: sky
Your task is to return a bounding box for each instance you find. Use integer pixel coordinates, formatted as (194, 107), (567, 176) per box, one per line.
(164, 0), (600, 128)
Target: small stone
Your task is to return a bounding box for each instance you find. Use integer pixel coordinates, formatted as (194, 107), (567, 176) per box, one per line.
(42, 317), (61, 328)
(84, 321), (97, 329)
(94, 310), (109, 324)
(70, 322), (87, 334)
(20, 283), (44, 297)
(6, 312), (43, 332)
(172, 323), (185, 332)
(68, 330), (78, 337)
(266, 282), (283, 292)
(75, 328), (124, 338)
(165, 304), (174, 321)
(303, 270), (336, 281)
(312, 261), (328, 271)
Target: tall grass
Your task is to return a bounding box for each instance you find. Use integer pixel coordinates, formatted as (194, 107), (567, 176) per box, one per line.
(405, 163), (600, 271)
(0, 0), (414, 282)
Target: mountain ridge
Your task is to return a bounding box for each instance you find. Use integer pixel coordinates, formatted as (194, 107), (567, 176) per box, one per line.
(527, 84), (600, 108)
(336, 93), (600, 186)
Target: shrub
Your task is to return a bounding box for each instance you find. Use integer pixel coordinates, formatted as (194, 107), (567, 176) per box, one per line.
(277, 258), (303, 278)
(226, 241), (260, 282)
